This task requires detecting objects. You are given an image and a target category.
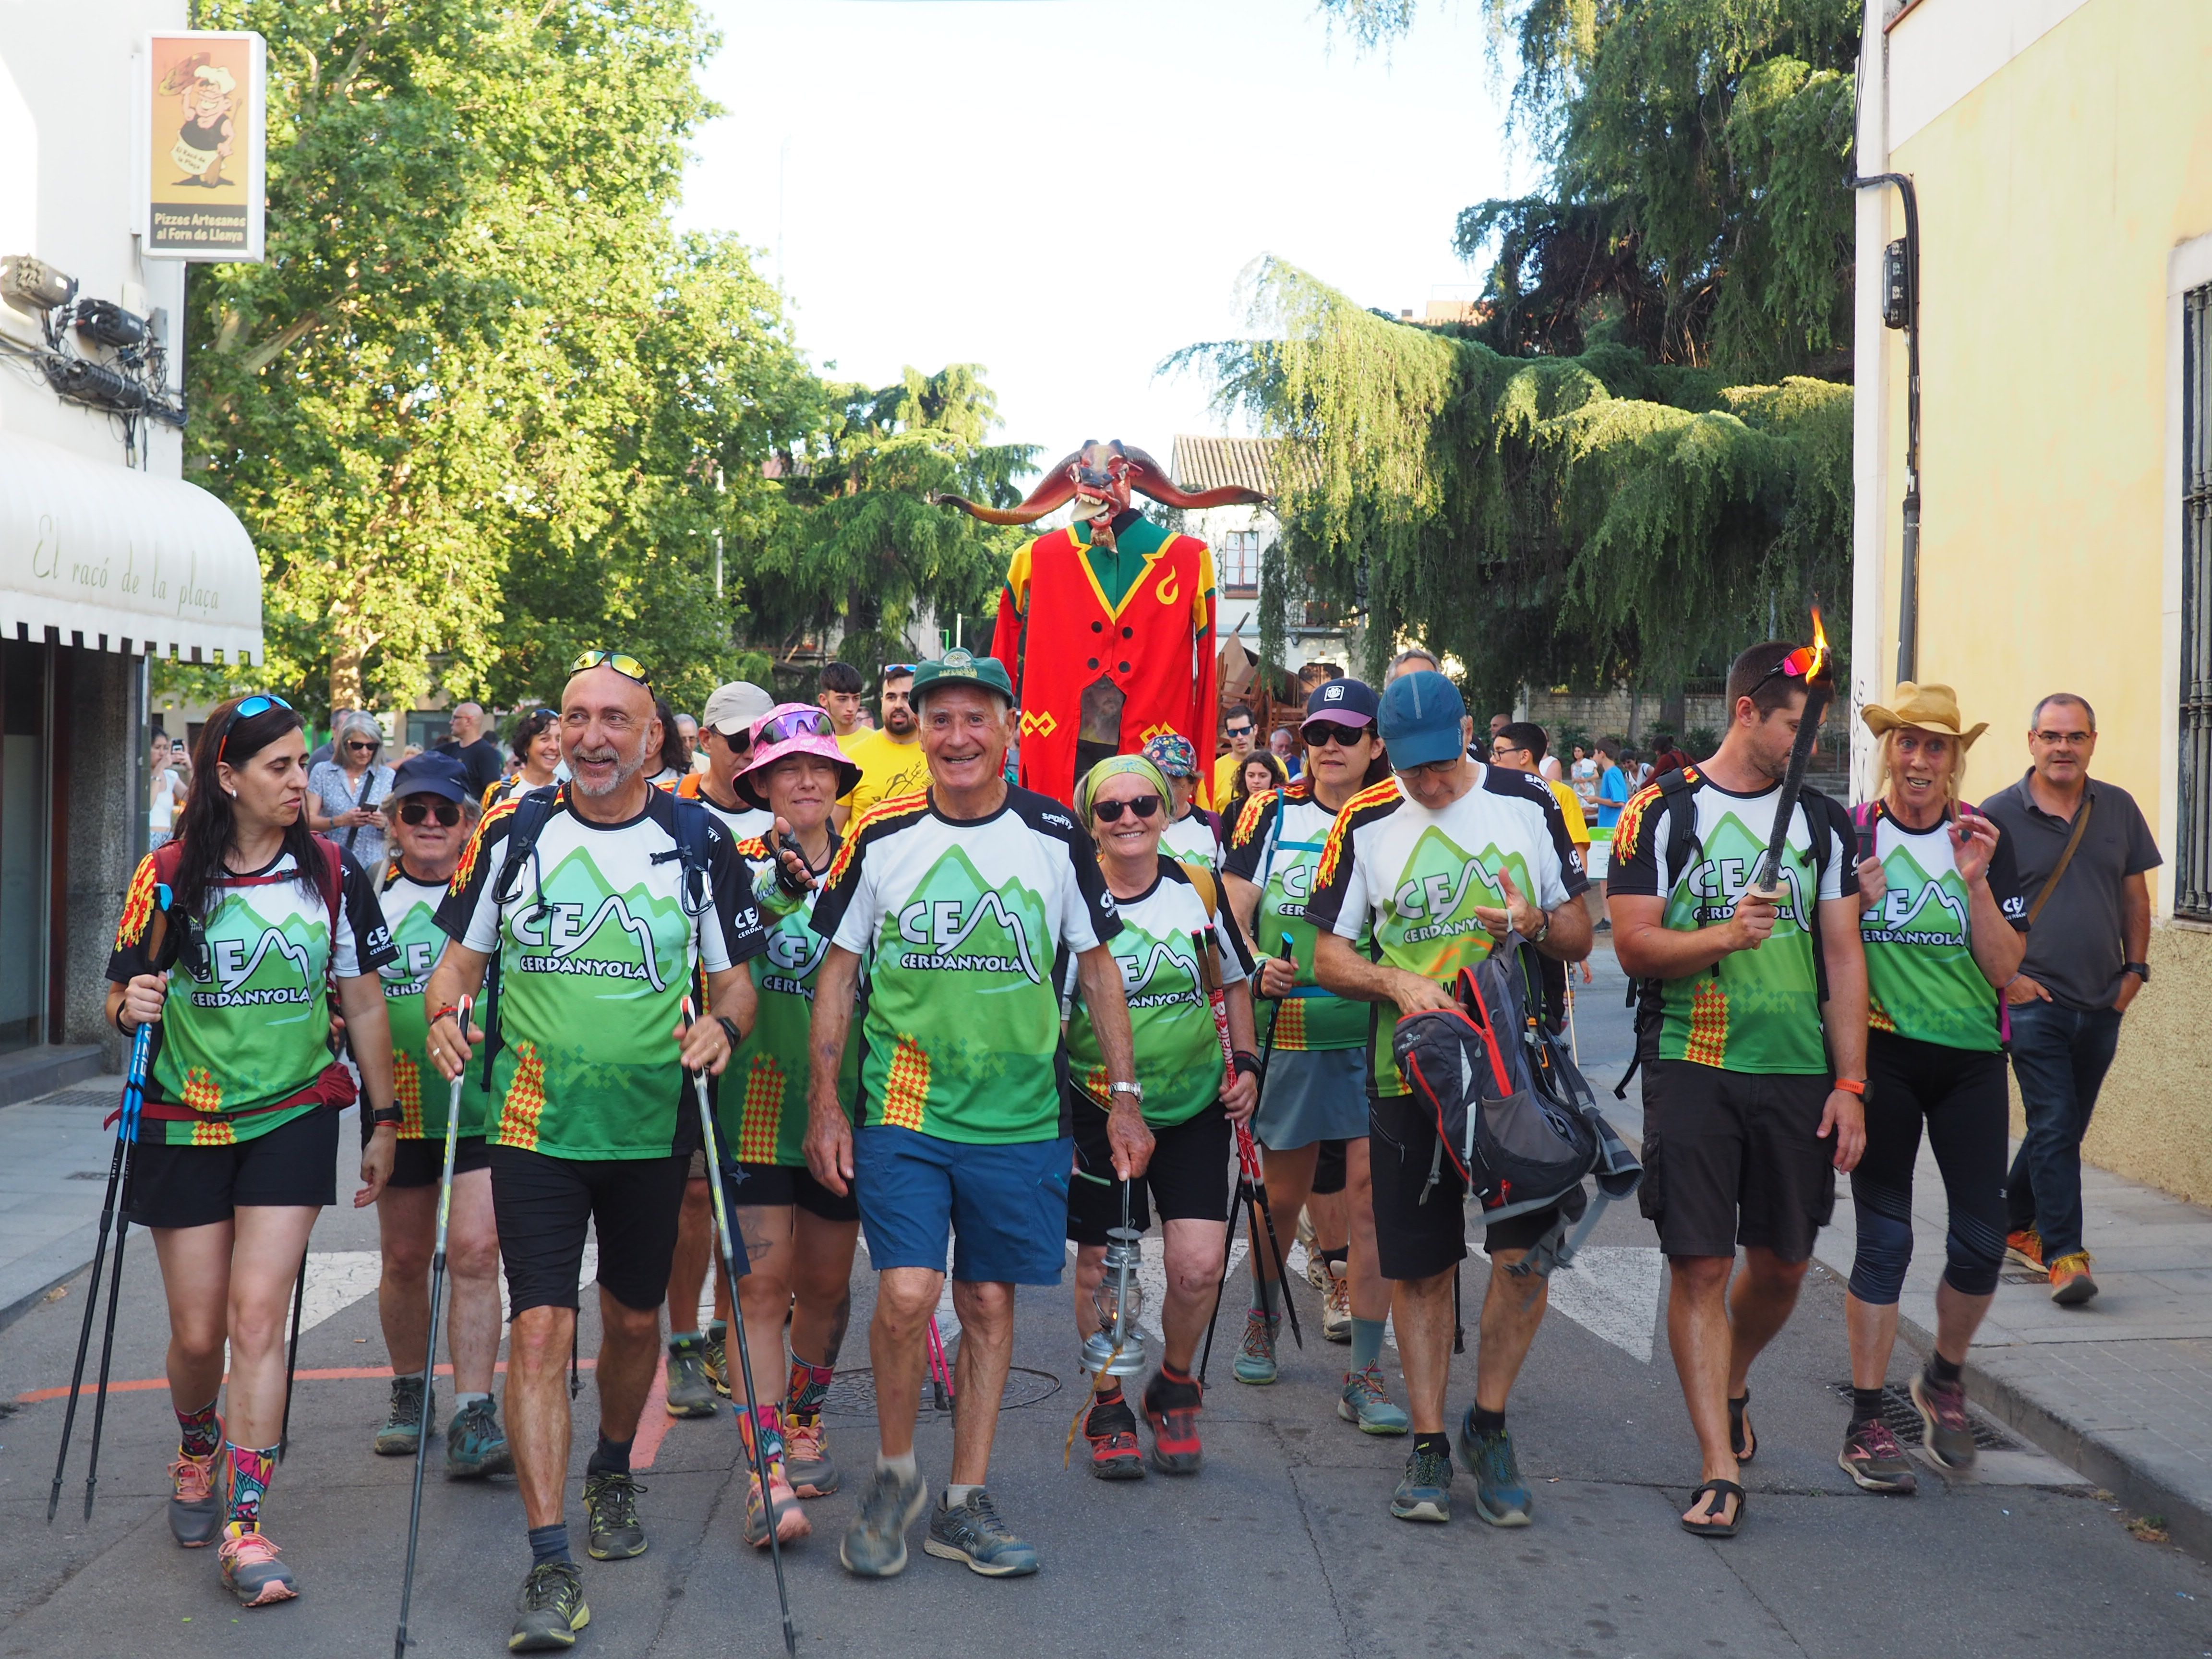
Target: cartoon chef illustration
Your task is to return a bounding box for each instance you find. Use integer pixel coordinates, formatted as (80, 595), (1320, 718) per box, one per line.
(168, 59), (237, 189)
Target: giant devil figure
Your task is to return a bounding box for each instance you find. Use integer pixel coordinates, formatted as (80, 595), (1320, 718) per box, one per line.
(935, 440), (1266, 805)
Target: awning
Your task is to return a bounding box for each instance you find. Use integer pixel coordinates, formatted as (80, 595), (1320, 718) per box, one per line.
(0, 430), (262, 663)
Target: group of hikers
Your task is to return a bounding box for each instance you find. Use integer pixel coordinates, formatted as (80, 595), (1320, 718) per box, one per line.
(91, 631), (2055, 1649)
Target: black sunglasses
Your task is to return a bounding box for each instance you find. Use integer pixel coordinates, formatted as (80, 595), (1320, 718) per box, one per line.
(1093, 794), (1162, 823)
(1303, 721), (1369, 749)
(399, 799), (463, 827)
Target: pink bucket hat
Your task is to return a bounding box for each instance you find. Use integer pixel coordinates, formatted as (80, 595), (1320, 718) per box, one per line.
(736, 702), (863, 809)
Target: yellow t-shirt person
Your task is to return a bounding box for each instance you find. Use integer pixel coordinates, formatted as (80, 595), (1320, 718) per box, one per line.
(840, 728), (931, 818)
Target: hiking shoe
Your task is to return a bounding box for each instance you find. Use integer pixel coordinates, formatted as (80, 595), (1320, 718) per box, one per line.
(924, 1488), (1039, 1577)
(2006, 1228), (2045, 1273)
(2049, 1252), (2098, 1306)
(446, 1396), (514, 1479)
(1456, 1417), (1533, 1527)
(1142, 1369), (1203, 1476)
(664, 1338), (720, 1419)
(1233, 1308), (1280, 1385)
(742, 1456), (812, 1549)
(168, 1435), (224, 1548)
(1839, 1419), (1918, 1494)
(217, 1523), (298, 1606)
(704, 1326), (732, 1398)
(373, 1373), (433, 1456)
(1390, 1444), (1454, 1523)
(784, 1410), (839, 1498)
(1298, 1214), (1328, 1290)
(1083, 1391), (1145, 1480)
(582, 1469), (648, 1560)
(1339, 1361), (1410, 1434)
(1322, 1264), (1352, 1343)
(840, 1465), (928, 1578)
(509, 1559), (589, 1652)
(1910, 1370), (1978, 1471)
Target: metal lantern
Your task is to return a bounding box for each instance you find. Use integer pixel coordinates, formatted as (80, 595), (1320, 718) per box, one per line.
(1080, 1225), (1149, 1379)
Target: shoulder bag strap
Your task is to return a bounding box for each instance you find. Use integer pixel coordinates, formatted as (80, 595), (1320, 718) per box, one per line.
(2024, 795), (2094, 928)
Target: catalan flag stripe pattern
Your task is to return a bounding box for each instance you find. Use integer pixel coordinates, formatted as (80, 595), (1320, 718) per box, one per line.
(738, 1054), (785, 1164)
(496, 1043), (548, 1151)
(881, 1035), (930, 1130)
(1684, 979), (1729, 1068)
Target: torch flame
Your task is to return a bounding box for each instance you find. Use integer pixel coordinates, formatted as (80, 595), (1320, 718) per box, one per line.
(1808, 606), (1828, 682)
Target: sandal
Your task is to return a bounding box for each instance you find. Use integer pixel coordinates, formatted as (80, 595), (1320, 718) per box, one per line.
(1728, 1391), (1756, 1463)
(1681, 1478), (1745, 1539)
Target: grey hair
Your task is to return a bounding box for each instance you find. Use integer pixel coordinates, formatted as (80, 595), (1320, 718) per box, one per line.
(2031, 692), (2096, 732)
(332, 709), (386, 752)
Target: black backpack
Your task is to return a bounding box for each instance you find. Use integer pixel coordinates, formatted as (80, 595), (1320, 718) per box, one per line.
(1392, 942), (1643, 1279)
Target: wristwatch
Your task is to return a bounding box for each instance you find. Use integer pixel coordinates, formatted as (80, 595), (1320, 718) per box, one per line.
(2123, 962), (2151, 984)
(369, 1105), (402, 1128)
(1527, 912), (1551, 945)
(1108, 1081), (1145, 1104)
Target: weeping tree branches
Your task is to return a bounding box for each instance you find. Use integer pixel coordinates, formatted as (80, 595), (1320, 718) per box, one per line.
(1174, 261), (1848, 709)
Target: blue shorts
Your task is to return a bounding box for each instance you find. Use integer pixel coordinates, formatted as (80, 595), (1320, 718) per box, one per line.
(852, 1126), (1072, 1286)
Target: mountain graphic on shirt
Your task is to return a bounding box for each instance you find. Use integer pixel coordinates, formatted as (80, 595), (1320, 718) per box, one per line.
(885, 845), (1051, 986)
(1678, 812), (1811, 927)
(511, 846), (688, 991)
(187, 900), (325, 1010)
(1870, 846), (1969, 944)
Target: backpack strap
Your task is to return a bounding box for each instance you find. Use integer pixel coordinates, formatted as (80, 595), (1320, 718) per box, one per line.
(1178, 860), (1221, 920)
(481, 785), (561, 1091)
(1656, 766), (1704, 890)
(665, 792), (717, 919)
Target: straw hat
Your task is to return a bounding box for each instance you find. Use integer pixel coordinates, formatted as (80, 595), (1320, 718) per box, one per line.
(1860, 683), (1987, 747)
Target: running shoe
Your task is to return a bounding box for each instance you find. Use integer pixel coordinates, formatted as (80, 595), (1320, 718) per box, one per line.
(2049, 1252), (2098, 1306)
(373, 1373), (433, 1456)
(664, 1337), (720, 1419)
(1456, 1415), (1533, 1527)
(509, 1559), (590, 1652)
(1142, 1369), (1204, 1476)
(703, 1324), (732, 1398)
(2005, 1228), (2045, 1273)
(742, 1455), (812, 1549)
(1909, 1369), (1979, 1471)
(217, 1523), (298, 1606)
(1322, 1263), (1352, 1344)
(1390, 1444), (1454, 1523)
(1083, 1390), (1145, 1480)
(582, 1469), (648, 1560)
(1233, 1308), (1280, 1385)
(446, 1396), (514, 1479)
(840, 1465), (928, 1578)
(1298, 1214), (1328, 1291)
(924, 1488), (1040, 1577)
(1838, 1419), (1918, 1493)
(168, 1436), (224, 1548)
(1339, 1361), (1409, 1435)
(783, 1411), (840, 1498)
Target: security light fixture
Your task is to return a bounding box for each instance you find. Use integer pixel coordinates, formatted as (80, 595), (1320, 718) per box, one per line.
(0, 254), (77, 316)
(73, 299), (149, 350)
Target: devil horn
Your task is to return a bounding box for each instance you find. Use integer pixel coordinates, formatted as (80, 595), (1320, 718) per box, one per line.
(1119, 445), (1270, 510)
(930, 449), (1082, 526)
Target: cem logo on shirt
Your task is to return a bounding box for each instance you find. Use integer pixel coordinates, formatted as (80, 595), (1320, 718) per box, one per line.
(894, 894), (1044, 984)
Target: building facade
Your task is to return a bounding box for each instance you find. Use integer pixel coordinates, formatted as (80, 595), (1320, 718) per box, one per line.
(1852, 0), (2212, 1198)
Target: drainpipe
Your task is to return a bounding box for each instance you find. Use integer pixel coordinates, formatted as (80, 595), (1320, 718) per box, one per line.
(1856, 170), (1921, 685)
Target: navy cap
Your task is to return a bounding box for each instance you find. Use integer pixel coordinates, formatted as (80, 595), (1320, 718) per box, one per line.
(1378, 671), (1467, 769)
(389, 750), (472, 805)
(1301, 677), (1380, 730)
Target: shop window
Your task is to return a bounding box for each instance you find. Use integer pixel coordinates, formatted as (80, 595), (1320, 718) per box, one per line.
(0, 641), (50, 1052)
(2179, 283), (2212, 920)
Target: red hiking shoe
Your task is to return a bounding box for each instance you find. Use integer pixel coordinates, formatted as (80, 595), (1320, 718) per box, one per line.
(1142, 1367), (1204, 1476)
(1083, 1388), (1145, 1481)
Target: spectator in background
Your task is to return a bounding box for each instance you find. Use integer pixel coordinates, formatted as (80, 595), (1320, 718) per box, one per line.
(1588, 738), (1631, 929)
(149, 731), (187, 852)
(437, 702), (505, 800)
(1225, 749), (1289, 827)
(1144, 731), (1226, 872)
(1270, 726), (1303, 779)
(487, 707), (563, 810)
(675, 711), (708, 775)
(1489, 713), (1513, 742)
(1491, 722), (1594, 1026)
(1981, 693), (2161, 1307)
(1385, 648), (1441, 684)
(400, 743), (424, 762)
(1570, 744), (1599, 814)
(1211, 704), (1261, 809)
(307, 709), (395, 872)
(818, 661), (866, 747)
(1651, 732), (1691, 777)
(645, 697), (690, 789)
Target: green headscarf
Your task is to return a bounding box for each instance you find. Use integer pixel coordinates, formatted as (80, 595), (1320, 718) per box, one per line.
(1074, 753), (1174, 825)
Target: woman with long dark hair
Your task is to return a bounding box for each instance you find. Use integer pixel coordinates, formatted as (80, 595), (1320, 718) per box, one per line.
(487, 706), (562, 810)
(106, 694), (399, 1607)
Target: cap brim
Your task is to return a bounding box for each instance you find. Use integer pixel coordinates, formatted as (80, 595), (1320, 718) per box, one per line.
(1301, 711), (1373, 733)
(1386, 732), (1465, 770)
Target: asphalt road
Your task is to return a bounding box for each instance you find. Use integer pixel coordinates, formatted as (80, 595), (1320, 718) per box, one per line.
(6, 940), (2211, 1658)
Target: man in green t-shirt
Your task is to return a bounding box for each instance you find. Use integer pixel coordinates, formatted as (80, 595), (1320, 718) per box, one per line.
(1608, 639), (1867, 1540)
(804, 648), (1148, 1583)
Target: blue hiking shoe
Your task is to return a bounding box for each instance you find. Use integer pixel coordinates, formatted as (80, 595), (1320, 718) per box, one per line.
(1337, 1361), (1410, 1435)
(1232, 1309), (1280, 1385)
(446, 1395), (514, 1479)
(1457, 1410), (1533, 1527)
(840, 1465), (928, 1578)
(923, 1488), (1039, 1577)
(1390, 1443), (1454, 1523)
(373, 1373), (433, 1456)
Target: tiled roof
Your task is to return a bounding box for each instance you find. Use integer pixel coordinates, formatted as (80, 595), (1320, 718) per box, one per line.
(1168, 435), (1320, 499)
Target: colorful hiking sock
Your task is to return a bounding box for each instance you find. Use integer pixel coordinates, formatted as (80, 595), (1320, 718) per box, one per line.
(528, 1522), (573, 1566)
(176, 1397), (221, 1460)
(1349, 1317), (1387, 1372)
(1471, 1406), (1506, 1438)
(1250, 1274), (1282, 1316)
(787, 1354), (836, 1417)
(1928, 1351), (1964, 1386)
(1851, 1386), (1886, 1428)
(739, 1406), (786, 1463)
(588, 1432), (634, 1477)
(225, 1443), (276, 1530)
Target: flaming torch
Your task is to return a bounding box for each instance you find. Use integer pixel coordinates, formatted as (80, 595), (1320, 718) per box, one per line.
(1750, 608), (1832, 899)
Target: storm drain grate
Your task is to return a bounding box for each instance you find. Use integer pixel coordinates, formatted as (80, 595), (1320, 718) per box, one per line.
(823, 1364), (1060, 1421)
(1829, 1381), (2016, 1451)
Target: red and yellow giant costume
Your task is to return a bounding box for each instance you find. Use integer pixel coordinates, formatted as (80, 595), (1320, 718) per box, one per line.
(937, 440), (1265, 805)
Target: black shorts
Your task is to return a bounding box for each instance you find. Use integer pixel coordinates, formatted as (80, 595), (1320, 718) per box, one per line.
(1365, 1093), (1560, 1281)
(1638, 1059), (1837, 1263)
(1311, 1138), (1347, 1196)
(1067, 1098), (1230, 1244)
(385, 1135), (492, 1188)
(489, 1145), (690, 1315)
(126, 1106), (338, 1229)
(728, 1160), (860, 1223)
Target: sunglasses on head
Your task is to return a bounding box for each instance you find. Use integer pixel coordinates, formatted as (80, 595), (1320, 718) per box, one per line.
(882, 663), (916, 680)
(1092, 793), (1162, 823)
(1752, 646), (1819, 691)
(1303, 721), (1368, 749)
(570, 649), (652, 688)
(399, 798), (463, 827)
(753, 707), (832, 748)
(215, 694), (295, 764)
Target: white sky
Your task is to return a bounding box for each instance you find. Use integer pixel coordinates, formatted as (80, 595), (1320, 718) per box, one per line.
(678, 0), (1530, 470)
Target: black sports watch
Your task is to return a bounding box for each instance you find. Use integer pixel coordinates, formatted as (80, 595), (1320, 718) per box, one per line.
(369, 1105), (402, 1128)
(2123, 962), (2150, 984)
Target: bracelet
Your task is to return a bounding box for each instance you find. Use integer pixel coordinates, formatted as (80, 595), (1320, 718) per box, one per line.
(1832, 1078), (1865, 1096)
(1108, 1080), (1144, 1103)
(114, 1002), (132, 1036)
(428, 1004), (460, 1026)
(1231, 1049), (1262, 1082)
(715, 1015), (742, 1050)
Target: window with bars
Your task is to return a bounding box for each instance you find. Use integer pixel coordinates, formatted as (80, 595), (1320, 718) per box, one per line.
(2178, 282), (2212, 919)
(1217, 529), (1262, 595)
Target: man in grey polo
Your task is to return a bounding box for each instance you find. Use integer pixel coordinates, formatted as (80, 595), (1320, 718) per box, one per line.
(1980, 693), (2160, 1306)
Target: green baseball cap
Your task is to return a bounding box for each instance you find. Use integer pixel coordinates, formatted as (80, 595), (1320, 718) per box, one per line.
(908, 648), (1014, 707)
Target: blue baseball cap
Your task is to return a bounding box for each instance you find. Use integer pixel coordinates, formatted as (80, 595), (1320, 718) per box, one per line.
(1378, 671), (1467, 769)
(1300, 677), (1380, 731)
(389, 750), (473, 805)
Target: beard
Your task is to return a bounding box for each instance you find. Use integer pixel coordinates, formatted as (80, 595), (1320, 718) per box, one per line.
(885, 708), (916, 737)
(569, 743), (644, 798)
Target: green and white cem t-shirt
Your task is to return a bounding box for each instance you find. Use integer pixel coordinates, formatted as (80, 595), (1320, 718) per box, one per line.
(380, 866), (493, 1141)
(1223, 781), (1373, 1052)
(1860, 804), (2024, 1053)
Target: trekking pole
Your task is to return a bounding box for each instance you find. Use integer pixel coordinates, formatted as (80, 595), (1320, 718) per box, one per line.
(49, 1022), (151, 1524)
(1243, 937), (1302, 1348)
(926, 1316), (954, 1412)
(395, 998), (470, 1659)
(569, 1326), (581, 1401)
(277, 1252), (308, 1463)
(1197, 1167), (1245, 1384)
(683, 999), (798, 1658)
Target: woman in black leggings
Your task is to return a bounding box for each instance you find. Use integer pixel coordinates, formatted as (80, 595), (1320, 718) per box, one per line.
(1840, 685), (2026, 1493)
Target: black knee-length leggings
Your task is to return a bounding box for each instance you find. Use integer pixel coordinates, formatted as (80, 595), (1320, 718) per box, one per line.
(1848, 1029), (2009, 1304)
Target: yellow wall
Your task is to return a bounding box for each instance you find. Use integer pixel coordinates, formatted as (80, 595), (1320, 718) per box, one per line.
(1876, 0), (2212, 1198)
